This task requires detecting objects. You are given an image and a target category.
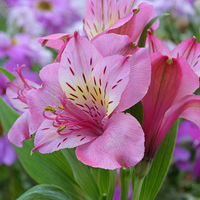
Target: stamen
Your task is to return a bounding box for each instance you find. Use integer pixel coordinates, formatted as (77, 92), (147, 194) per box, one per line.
(15, 65), (32, 90)
(44, 105), (56, 113)
(57, 125), (66, 133)
(58, 104), (65, 110)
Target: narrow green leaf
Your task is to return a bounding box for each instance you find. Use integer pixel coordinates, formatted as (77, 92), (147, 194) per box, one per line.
(91, 168), (117, 200)
(17, 184), (73, 200)
(99, 169), (110, 197)
(107, 170), (117, 200)
(139, 120), (179, 200)
(62, 148), (100, 200)
(137, 13), (170, 48)
(0, 67), (16, 81)
(0, 96), (84, 199)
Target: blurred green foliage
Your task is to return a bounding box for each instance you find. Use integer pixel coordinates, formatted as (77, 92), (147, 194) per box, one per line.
(0, 161), (36, 200)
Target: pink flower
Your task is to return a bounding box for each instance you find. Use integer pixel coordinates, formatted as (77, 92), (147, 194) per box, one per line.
(148, 32), (200, 76)
(84, 0), (159, 41)
(142, 52), (200, 159)
(6, 65), (40, 147)
(27, 32), (151, 169)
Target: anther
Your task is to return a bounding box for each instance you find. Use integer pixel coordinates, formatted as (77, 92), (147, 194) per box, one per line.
(57, 125), (66, 133)
(58, 104), (65, 110)
(44, 105), (56, 113)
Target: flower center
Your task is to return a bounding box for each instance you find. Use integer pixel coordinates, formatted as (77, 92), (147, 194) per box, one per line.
(43, 99), (103, 137)
(37, 1), (52, 11)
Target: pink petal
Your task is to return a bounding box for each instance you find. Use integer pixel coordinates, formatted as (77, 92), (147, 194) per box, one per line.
(147, 32), (170, 55)
(93, 34), (151, 111)
(27, 63), (63, 129)
(92, 55), (130, 116)
(58, 33), (104, 115)
(33, 118), (97, 154)
(84, 0), (115, 39)
(90, 11), (134, 41)
(76, 113), (144, 169)
(108, 2), (158, 42)
(114, 0), (138, 17)
(115, 46), (151, 112)
(156, 95), (200, 156)
(8, 111), (33, 147)
(27, 62), (89, 130)
(170, 37), (200, 76)
(6, 77), (40, 112)
(142, 53), (199, 153)
(92, 33), (134, 57)
(37, 33), (73, 50)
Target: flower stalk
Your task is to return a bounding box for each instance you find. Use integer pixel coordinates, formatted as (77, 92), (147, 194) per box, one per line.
(120, 167), (132, 200)
(131, 158), (152, 200)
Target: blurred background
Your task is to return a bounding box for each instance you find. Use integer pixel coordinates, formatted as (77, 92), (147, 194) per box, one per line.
(0, 0), (200, 199)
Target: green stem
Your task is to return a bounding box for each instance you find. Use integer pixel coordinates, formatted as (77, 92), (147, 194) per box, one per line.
(131, 176), (144, 200)
(120, 168), (131, 200)
(131, 158), (152, 200)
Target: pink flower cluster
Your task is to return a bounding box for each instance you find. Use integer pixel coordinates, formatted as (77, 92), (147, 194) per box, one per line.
(6, 0), (200, 169)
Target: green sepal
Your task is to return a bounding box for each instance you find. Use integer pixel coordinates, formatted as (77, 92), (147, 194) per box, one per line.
(137, 13), (170, 48)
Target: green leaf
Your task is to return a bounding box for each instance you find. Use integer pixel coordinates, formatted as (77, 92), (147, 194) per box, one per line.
(91, 168), (117, 200)
(139, 120), (179, 200)
(0, 96), (84, 200)
(0, 95), (19, 134)
(137, 13), (170, 48)
(17, 184), (73, 200)
(0, 67), (16, 81)
(62, 148), (100, 200)
(99, 169), (117, 200)
(107, 170), (117, 200)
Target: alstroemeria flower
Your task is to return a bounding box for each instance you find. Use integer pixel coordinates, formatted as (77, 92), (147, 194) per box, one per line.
(142, 52), (200, 159)
(6, 65), (40, 147)
(27, 33), (149, 169)
(84, 0), (159, 41)
(148, 32), (200, 76)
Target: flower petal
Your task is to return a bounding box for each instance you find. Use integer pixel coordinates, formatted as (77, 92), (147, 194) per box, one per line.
(27, 62), (89, 130)
(33, 118), (97, 154)
(156, 95), (200, 155)
(37, 33), (73, 50)
(8, 110), (32, 147)
(115, 46), (151, 112)
(147, 32), (170, 55)
(109, 2), (158, 42)
(84, 0), (115, 39)
(92, 33), (134, 57)
(92, 55), (130, 116)
(27, 63), (63, 129)
(93, 33), (151, 111)
(6, 77), (40, 112)
(170, 37), (200, 76)
(76, 113), (144, 169)
(142, 54), (199, 156)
